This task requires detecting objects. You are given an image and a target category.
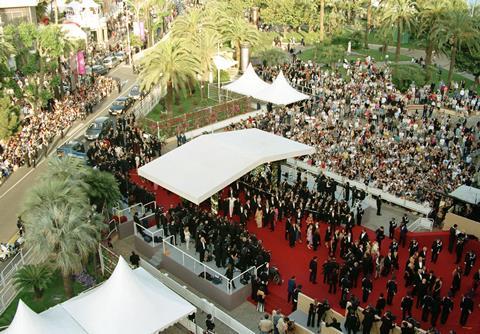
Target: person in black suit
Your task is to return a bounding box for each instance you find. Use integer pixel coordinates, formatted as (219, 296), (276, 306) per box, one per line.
(389, 218), (397, 239)
(450, 266), (462, 296)
(361, 275), (373, 302)
(399, 222), (408, 247)
(376, 195), (382, 216)
(460, 294), (474, 326)
(309, 256), (318, 284)
(448, 224), (458, 253)
(198, 236), (207, 263)
(376, 293), (386, 315)
(386, 277), (398, 305)
(401, 294), (413, 319)
(464, 251), (476, 276)
(440, 295), (454, 324)
(431, 239), (442, 263)
(362, 306), (378, 334)
(225, 263), (236, 289)
(421, 294), (433, 322)
(430, 296), (441, 327)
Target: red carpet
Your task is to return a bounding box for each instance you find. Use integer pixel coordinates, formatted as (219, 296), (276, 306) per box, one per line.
(129, 174), (480, 333)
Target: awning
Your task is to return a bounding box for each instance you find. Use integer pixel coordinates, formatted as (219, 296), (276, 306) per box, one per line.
(138, 128), (315, 204)
(450, 185), (480, 205)
(223, 63), (271, 96)
(252, 71), (310, 105)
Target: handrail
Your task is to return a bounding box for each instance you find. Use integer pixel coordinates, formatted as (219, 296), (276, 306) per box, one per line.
(134, 223), (164, 247)
(231, 266), (255, 282)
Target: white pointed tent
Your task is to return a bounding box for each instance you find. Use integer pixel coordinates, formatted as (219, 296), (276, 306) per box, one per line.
(62, 257), (195, 334)
(2, 300), (86, 334)
(213, 55), (237, 70)
(253, 71), (310, 105)
(223, 63), (271, 96)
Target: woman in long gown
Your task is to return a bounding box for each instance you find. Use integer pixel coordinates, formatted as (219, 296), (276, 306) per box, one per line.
(255, 206), (263, 228)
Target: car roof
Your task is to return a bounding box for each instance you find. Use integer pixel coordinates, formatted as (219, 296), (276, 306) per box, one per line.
(94, 116), (110, 123)
(116, 96), (129, 101)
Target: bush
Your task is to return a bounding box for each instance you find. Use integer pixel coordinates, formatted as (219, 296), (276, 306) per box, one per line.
(391, 65), (426, 92)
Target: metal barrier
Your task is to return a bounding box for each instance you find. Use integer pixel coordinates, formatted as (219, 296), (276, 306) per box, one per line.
(0, 247), (34, 314)
(409, 218), (434, 232)
(162, 236), (233, 294)
(134, 223), (164, 247)
(114, 201), (157, 221)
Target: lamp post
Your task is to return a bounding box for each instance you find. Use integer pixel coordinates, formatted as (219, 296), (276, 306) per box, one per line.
(125, 10), (133, 66)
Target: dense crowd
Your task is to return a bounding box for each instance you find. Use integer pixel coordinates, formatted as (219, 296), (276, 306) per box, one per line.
(229, 59), (479, 207)
(0, 76), (116, 184)
(231, 167), (479, 332)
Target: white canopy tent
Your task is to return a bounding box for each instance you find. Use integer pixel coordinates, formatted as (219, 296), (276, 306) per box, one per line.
(138, 129), (315, 204)
(61, 23), (88, 41)
(213, 55), (237, 70)
(252, 71), (310, 105)
(450, 185), (480, 205)
(3, 257), (195, 334)
(63, 257), (195, 334)
(223, 63), (271, 96)
(2, 300), (86, 334)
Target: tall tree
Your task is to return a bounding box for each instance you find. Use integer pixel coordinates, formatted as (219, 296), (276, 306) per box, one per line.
(22, 177), (103, 298)
(417, 0), (450, 82)
(222, 17), (259, 68)
(364, 0), (372, 48)
(436, 8), (480, 86)
(381, 0), (418, 62)
(319, 0), (325, 42)
(140, 38), (199, 115)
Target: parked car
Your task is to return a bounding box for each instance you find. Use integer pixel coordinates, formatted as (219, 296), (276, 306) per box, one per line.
(56, 140), (87, 159)
(91, 64), (108, 75)
(103, 56), (120, 69)
(109, 96), (133, 116)
(128, 85), (145, 100)
(114, 51), (127, 62)
(84, 117), (113, 140)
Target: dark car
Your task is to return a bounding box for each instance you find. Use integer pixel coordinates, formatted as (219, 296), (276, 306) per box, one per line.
(109, 96), (133, 116)
(128, 85), (145, 100)
(91, 64), (108, 75)
(84, 116), (113, 140)
(56, 141), (87, 159)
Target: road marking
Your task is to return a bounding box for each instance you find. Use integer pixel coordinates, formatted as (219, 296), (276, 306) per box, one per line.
(0, 79), (138, 200)
(66, 123), (84, 137)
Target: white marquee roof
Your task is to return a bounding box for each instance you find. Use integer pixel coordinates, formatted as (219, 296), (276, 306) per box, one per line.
(62, 257), (195, 334)
(0, 0), (38, 8)
(223, 63), (271, 96)
(253, 71), (310, 105)
(450, 185), (480, 205)
(3, 257), (195, 334)
(2, 301), (86, 334)
(138, 129), (315, 204)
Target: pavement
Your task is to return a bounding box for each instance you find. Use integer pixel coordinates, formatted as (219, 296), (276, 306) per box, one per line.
(0, 64), (138, 243)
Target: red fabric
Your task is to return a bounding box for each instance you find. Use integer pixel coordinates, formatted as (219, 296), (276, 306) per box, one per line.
(129, 174), (480, 332)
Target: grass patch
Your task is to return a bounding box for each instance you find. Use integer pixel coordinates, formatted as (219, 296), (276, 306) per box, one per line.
(367, 30), (425, 50)
(0, 271), (92, 327)
(350, 48), (411, 62)
(146, 84), (218, 122)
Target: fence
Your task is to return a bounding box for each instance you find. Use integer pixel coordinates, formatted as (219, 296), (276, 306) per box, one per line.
(207, 83), (244, 102)
(134, 223), (164, 247)
(141, 96), (252, 138)
(0, 248), (34, 314)
(98, 243), (255, 334)
(131, 85), (164, 119)
(409, 218), (434, 232)
(114, 200), (157, 221)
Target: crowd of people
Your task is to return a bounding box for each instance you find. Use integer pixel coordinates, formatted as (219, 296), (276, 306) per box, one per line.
(229, 59), (479, 208)
(220, 167), (479, 333)
(0, 76), (116, 184)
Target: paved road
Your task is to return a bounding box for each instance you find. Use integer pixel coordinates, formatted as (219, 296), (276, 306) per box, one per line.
(0, 65), (138, 242)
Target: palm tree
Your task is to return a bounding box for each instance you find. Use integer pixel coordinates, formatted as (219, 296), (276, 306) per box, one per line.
(437, 9), (480, 86)
(84, 168), (121, 213)
(222, 17), (259, 68)
(140, 38), (199, 115)
(381, 0), (418, 62)
(364, 0), (372, 49)
(22, 178), (103, 298)
(0, 39), (14, 67)
(417, 0), (450, 82)
(171, 7), (214, 40)
(319, 0), (325, 42)
(13, 265), (53, 300)
(193, 30), (222, 99)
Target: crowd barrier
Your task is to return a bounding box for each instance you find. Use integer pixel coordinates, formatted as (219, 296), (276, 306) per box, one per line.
(162, 236), (257, 295)
(286, 158), (432, 216)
